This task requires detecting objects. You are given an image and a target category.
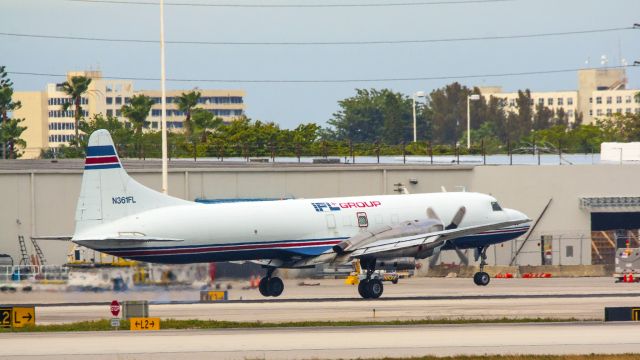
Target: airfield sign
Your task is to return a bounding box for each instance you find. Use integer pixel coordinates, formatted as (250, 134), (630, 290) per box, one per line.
(110, 300), (120, 317)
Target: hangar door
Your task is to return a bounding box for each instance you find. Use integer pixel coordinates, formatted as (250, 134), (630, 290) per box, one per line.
(582, 197), (640, 265)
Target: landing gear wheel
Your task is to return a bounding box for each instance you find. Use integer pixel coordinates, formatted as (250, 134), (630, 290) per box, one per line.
(358, 280), (370, 299)
(367, 279), (384, 299)
(473, 271), (490, 286)
(258, 277), (270, 296)
(267, 277), (284, 297)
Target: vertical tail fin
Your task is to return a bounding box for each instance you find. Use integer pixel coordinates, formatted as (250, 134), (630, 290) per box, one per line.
(74, 129), (189, 236)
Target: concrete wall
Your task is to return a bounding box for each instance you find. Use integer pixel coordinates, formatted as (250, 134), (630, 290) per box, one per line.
(1, 163), (638, 266)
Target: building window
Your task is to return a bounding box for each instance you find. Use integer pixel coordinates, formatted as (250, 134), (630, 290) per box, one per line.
(589, 97), (592, 104)
(626, 96), (632, 103)
(568, 110), (574, 117)
(626, 108), (632, 114)
(566, 246), (573, 258)
(125, 97), (131, 104)
(606, 109), (612, 115)
(606, 96), (612, 104)
(115, 97), (122, 105)
(558, 98), (563, 106)
(617, 108), (622, 114)
(151, 109), (161, 117)
(568, 98), (574, 105)
(106, 109), (113, 117)
(635, 108), (640, 114)
(547, 98), (553, 106)
(597, 109), (603, 116)
(509, 99), (515, 107)
(116, 109), (122, 117)
(596, 97), (602, 104)
(538, 98), (544, 105)
(106, 97), (113, 105)
(589, 110), (593, 116)
(616, 96), (622, 104)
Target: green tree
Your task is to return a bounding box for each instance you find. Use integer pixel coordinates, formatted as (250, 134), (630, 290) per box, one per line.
(0, 118), (27, 158)
(429, 83), (473, 145)
(60, 75), (91, 147)
(328, 89), (414, 144)
(532, 103), (553, 130)
(121, 95), (155, 158)
(79, 114), (134, 156)
(512, 89), (533, 139)
(175, 90), (201, 136)
(0, 66), (23, 159)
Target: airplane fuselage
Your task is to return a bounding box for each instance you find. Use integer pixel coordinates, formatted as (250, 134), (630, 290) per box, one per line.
(74, 192), (528, 264)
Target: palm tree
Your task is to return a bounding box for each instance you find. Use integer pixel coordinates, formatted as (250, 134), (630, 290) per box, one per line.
(175, 90), (201, 136)
(60, 76), (92, 147)
(121, 95), (154, 158)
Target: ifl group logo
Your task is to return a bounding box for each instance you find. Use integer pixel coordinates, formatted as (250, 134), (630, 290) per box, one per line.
(312, 200), (382, 212)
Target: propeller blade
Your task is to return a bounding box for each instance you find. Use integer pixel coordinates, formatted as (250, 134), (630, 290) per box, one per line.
(445, 206), (466, 230)
(428, 242), (445, 268)
(426, 207), (441, 222)
(454, 247), (469, 266)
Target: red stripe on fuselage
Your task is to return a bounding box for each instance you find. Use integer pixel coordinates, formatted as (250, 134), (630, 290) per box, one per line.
(111, 240), (342, 257)
(85, 156), (119, 165)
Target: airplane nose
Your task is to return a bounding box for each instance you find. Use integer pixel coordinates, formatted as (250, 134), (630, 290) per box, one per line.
(505, 208), (531, 223)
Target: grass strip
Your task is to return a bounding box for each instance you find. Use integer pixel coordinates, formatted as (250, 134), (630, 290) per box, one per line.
(0, 317), (593, 333)
(367, 356), (640, 360)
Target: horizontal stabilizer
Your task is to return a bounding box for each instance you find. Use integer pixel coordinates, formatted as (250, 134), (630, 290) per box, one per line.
(31, 236), (73, 241)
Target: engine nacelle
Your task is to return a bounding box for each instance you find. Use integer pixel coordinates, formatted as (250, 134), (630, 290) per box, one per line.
(332, 218), (443, 254)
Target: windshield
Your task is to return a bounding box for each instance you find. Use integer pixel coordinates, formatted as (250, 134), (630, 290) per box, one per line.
(491, 201), (503, 211)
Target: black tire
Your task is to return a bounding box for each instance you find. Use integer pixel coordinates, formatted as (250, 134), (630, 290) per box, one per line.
(477, 271), (490, 286)
(473, 272), (481, 286)
(267, 277), (284, 297)
(367, 279), (384, 299)
(258, 277), (270, 297)
(358, 280), (370, 299)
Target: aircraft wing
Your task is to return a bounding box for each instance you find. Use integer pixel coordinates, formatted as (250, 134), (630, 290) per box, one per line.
(348, 218), (529, 258)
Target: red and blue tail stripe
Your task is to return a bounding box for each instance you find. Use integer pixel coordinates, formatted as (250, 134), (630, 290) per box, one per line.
(85, 145), (121, 170)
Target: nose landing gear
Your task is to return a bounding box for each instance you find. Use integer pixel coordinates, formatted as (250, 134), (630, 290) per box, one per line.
(473, 246), (490, 286)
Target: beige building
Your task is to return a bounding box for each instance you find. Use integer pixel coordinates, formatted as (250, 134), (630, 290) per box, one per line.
(13, 71), (246, 158)
(479, 68), (639, 125)
(479, 87), (579, 122)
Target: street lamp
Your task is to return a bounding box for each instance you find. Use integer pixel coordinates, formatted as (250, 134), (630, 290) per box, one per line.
(467, 94), (481, 149)
(413, 91), (426, 143)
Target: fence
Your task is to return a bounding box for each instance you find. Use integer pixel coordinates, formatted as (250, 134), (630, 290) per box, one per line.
(0, 265), (70, 282)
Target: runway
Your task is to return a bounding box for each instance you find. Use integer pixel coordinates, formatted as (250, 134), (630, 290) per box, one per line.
(1, 322), (639, 359)
(6, 277), (640, 324)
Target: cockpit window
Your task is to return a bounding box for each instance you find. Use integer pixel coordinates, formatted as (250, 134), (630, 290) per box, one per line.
(491, 201), (502, 211)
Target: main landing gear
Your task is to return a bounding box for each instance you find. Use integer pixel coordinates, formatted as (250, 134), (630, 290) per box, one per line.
(258, 268), (284, 297)
(357, 259), (384, 299)
(473, 246), (490, 286)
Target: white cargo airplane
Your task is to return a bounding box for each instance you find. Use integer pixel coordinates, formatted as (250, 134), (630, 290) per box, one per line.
(71, 130), (530, 299)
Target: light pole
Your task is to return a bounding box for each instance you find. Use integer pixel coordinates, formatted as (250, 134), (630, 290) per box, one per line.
(467, 94), (480, 149)
(413, 91), (426, 142)
(160, 0), (168, 194)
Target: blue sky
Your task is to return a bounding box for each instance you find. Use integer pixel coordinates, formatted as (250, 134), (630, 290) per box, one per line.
(3, 0), (640, 128)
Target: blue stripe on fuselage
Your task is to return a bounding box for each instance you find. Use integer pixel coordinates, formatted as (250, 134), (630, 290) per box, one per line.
(443, 228), (528, 250)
